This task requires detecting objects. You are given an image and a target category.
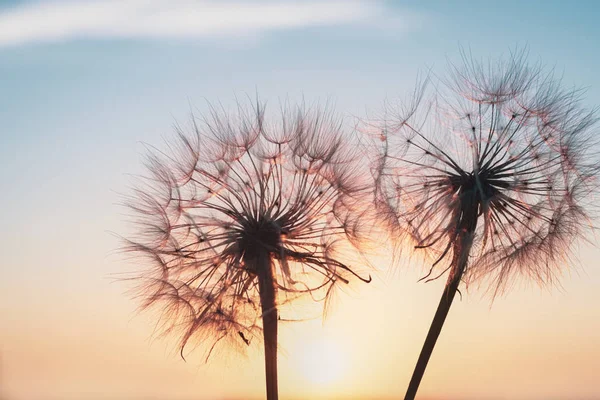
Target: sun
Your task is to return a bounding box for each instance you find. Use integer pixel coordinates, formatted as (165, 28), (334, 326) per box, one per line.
(296, 337), (348, 386)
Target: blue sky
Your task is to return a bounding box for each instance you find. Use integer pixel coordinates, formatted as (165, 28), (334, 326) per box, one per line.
(2, 1), (599, 232)
(2, 1), (600, 399)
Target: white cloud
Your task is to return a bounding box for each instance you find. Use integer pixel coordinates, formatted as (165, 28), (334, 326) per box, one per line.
(0, 0), (393, 47)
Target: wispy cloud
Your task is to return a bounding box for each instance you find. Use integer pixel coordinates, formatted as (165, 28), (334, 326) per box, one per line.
(0, 0), (402, 47)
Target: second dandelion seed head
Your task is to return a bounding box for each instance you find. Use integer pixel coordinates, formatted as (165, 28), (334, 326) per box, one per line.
(375, 50), (599, 294)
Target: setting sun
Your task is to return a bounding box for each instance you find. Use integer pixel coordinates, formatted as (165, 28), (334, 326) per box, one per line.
(3, 2), (600, 400)
(296, 337), (348, 386)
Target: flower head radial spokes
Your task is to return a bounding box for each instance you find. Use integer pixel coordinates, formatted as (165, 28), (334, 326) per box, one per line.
(372, 50), (598, 400)
(124, 100), (370, 400)
(377, 50), (598, 293)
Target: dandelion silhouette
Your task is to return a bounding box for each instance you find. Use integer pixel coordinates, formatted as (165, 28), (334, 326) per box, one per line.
(372, 50), (599, 399)
(124, 99), (371, 400)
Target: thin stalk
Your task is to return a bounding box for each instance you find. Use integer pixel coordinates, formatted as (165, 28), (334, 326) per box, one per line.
(252, 249), (279, 400)
(405, 203), (478, 400)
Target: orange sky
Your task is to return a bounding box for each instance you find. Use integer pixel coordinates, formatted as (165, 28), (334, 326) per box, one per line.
(2, 1), (600, 399)
(2, 241), (600, 400)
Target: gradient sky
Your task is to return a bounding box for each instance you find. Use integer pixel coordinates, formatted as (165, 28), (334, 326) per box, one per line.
(2, 1), (600, 399)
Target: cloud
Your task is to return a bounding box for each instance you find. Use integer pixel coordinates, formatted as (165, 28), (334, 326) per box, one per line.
(0, 0), (396, 47)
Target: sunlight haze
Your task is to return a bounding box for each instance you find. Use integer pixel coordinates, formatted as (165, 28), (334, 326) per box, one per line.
(1, 1), (600, 399)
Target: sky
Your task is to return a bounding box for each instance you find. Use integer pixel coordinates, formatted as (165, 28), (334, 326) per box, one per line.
(1, 0), (600, 399)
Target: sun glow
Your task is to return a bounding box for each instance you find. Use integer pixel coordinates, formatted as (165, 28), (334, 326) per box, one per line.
(296, 337), (348, 386)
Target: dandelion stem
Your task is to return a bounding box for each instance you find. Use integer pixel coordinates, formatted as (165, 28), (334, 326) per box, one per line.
(404, 266), (463, 400)
(249, 248), (279, 400)
(405, 203), (478, 400)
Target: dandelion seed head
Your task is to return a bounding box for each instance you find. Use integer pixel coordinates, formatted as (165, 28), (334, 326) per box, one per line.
(124, 100), (370, 359)
(375, 50), (599, 295)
